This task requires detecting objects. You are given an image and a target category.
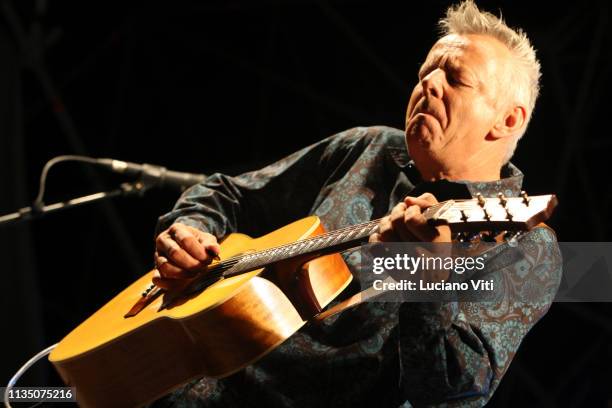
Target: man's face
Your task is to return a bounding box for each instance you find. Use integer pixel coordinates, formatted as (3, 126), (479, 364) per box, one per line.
(405, 34), (513, 177)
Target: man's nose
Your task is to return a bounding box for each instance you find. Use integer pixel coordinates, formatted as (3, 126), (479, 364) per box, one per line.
(421, 69), (444, 99)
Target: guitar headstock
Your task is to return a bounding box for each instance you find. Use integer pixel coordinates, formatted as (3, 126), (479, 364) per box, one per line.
(425, 192), (558, 232)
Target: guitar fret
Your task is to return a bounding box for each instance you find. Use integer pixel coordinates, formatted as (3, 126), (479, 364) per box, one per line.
(352, 226), (366, 236)
(272, 248), (286, 261)
(311, 238), (325, 250)
(360, 225), (375, 236)
(300, 240), (315, 252)
(323, 235), (336, 246)
(260, 251), (274, 265)
(326, 234), (342, 247)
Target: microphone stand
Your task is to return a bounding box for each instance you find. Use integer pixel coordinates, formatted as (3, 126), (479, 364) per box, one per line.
(0, 180), (150, 227)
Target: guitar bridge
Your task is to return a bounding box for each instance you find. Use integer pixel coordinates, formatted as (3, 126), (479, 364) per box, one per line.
(124, 285), (163, 318)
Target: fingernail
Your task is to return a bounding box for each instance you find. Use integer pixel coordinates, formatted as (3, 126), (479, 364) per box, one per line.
(206, 247), (220, 260)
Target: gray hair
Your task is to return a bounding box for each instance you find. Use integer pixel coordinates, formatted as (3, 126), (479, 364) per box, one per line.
(439, 0), (541, 162)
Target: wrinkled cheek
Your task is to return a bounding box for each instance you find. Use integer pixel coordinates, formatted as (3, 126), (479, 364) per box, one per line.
(405, 86), (421, 122)
(407, 116), (438, 146)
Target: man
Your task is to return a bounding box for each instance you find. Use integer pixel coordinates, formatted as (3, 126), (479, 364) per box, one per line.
(152, 1), (560, 406)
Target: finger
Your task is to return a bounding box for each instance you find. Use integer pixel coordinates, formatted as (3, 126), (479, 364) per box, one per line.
(204, 242), (221, 259)
(389, 202), (406, 224)
(154, 252), (168, 269)
(378, 216), (399, 242)
(154, 251), (193, 278)
(404, 192), (439, 209)
(403, 204), (439, 242)
(156, 233), (202, 270)
(152, 270), (192, 290)
(194, 230), (221, 259)
(389, 203), (416, 242)
(157, 260), (198, 279)
(170, 224), (208, 262)
(369, 232), (382, 243)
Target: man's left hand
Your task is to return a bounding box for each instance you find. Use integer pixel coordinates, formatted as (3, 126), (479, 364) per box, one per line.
(370, 192), (451, 243)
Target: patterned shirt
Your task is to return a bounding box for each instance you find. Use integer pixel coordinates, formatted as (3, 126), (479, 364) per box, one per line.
(154, 126), (561, 408)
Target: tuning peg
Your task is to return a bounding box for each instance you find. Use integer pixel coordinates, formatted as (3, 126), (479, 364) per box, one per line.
(505, 208), (513, 221)
(460, 209), (469, 222)
(483, 208), (491, 221)
(521, 191), (530, 206)
(476, 193), (485, 207)
(498, 192), (507, 207)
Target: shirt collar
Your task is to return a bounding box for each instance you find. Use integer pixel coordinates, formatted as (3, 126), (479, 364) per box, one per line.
(387, 140), (524, 198)
(405, 159), (523, 197)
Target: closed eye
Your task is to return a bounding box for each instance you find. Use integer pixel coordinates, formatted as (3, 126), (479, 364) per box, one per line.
(446, 72), (459, 85)
(446, 71), (472, 88)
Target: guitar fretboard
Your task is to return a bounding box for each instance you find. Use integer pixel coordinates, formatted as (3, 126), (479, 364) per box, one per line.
(221, 219), (381, 278)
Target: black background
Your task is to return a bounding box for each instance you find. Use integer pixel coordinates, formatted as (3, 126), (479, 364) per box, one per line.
(1, 0), (611, 406)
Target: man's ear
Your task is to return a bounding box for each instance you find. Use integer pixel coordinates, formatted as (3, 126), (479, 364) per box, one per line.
(489, 105), (526, 139)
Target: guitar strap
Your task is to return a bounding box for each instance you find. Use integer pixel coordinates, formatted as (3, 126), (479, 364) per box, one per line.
(313, 222), (554, 323)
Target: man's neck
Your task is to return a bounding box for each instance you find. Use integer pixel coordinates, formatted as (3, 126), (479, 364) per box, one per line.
(414, 157), (502, 182)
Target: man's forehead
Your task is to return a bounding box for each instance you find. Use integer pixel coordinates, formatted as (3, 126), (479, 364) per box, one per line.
(421, 36), (468, 70)
(426, 34), (510, 62)
(423, 34), (511, 74)
(433, 34), (469, 51)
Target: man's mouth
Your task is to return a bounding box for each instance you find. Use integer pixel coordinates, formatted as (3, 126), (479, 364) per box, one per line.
(410, 102), (445, 129)
(415, 112), (437, 121)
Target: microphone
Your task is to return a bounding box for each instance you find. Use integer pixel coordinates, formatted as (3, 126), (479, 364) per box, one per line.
(96, 158), (206, 189)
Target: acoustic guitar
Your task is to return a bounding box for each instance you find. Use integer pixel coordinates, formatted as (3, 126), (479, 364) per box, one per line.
(49, 193), (557, 407)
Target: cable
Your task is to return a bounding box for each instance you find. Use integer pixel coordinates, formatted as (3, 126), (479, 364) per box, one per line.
(33, 155), (98, 210)
(4, 343), (58, 408)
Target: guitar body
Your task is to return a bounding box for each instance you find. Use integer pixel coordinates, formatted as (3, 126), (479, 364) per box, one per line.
(49, 216), (353, 408)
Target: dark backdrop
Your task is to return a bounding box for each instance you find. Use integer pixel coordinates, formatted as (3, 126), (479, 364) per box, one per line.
(1, 1), (611, 406)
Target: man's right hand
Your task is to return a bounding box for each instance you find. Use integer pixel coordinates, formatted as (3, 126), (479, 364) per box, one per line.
(153, 223), (220, 290)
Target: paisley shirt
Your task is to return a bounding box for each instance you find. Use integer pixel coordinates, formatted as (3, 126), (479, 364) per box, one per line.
(153, 126), (561, 408)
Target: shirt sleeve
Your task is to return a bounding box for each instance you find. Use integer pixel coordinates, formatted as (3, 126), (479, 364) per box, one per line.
(155, 128), (373, 239)
(397, 226), (562, 407)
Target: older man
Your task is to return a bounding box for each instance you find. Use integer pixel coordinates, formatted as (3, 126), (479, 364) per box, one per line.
(152, 1), (559, 407)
